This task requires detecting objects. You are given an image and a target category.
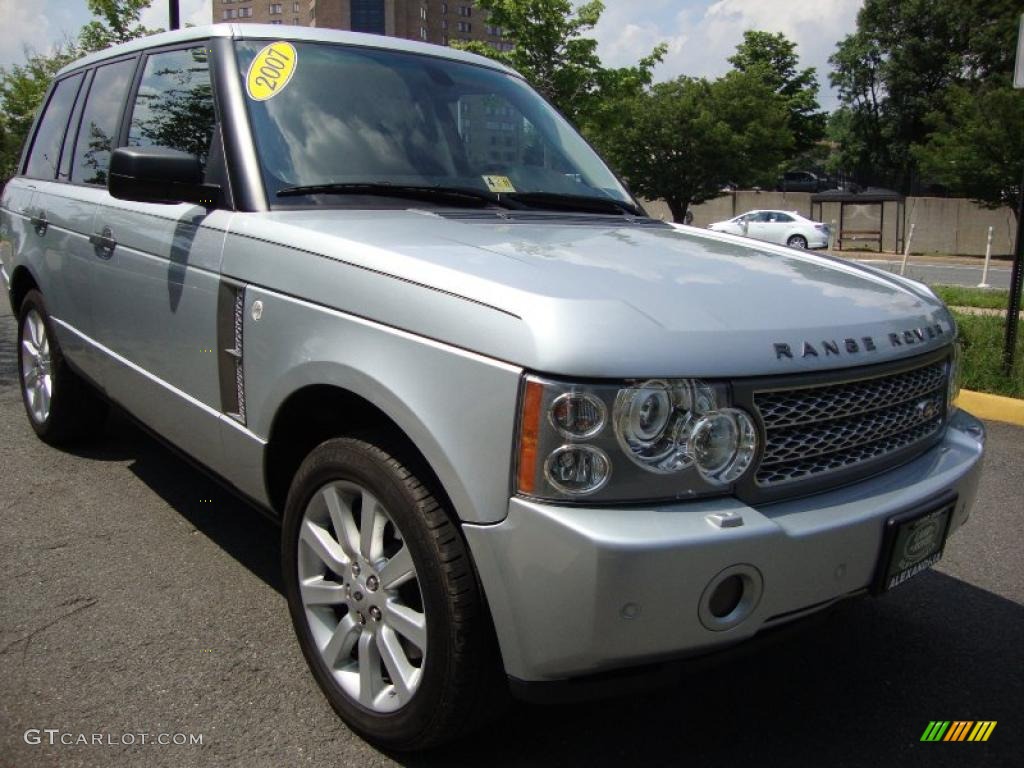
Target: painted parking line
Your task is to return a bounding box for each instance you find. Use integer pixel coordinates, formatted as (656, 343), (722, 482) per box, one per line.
(855, 260), (1012, 272)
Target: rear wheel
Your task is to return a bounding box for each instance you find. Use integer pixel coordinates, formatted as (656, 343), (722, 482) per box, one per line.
(17, 290), (107, 445)
(787, 234), (808, 249)
(282, 437), (501, 750)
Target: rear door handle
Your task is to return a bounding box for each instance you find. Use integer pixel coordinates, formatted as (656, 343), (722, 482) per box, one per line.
(89, 227), (117, 259)
(30, 212), (48, 236)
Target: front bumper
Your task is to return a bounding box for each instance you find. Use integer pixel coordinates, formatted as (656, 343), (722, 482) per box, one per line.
(463, 410), (985, 683)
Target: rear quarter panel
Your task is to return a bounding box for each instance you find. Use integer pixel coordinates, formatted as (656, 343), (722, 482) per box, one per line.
(1, 181), (38, 302)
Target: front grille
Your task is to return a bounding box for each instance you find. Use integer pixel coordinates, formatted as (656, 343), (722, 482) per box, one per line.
(753, 359), (948, 488)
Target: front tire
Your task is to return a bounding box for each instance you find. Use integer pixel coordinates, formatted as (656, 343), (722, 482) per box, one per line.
(282, 437), (500, 750)
(17, 290), (107, 445)
(787, 234), (808, 249)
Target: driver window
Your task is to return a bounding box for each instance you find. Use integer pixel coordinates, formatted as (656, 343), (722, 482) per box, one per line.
(127, 47), (216, 170)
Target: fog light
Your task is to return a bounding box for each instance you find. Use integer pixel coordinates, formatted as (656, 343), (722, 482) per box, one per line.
(698, 564), (763, 631)
(708, 575), (744, 618)
(543, 445), (611, 496)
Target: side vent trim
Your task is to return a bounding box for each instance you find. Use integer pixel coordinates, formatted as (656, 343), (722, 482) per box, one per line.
(217, 279), (247, 424)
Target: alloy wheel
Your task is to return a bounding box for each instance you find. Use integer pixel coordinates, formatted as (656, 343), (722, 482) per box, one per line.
(297, 480), (427, 713)
(20, 309), (53, 424)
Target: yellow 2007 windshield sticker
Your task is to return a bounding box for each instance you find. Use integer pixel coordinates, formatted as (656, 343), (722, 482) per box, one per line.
(482, 175), (516, 193)
(246, 42), (297, 101)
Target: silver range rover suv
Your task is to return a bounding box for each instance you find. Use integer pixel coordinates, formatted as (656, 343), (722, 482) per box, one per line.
(0, 24), (985, 749)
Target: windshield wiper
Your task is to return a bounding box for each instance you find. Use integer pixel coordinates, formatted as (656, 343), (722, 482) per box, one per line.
(502, 192), (643, 217)
(275, 183), (645, 217)
(275, 182), (508, 208)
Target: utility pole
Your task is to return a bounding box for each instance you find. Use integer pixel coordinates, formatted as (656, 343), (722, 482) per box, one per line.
(169, 0), (180, 30)
(1006, 13), (1024, 373)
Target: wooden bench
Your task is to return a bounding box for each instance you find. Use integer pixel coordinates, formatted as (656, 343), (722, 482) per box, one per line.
(838, 229), (883, 252)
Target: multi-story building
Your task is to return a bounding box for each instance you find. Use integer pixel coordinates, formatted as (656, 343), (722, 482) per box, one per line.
(214, 1), (513, 51)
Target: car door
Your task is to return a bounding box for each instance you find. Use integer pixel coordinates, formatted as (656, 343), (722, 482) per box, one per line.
(743, 212), (773, 242)
(86, 44), (230, 470)
(13, 70), (108, 377)
(724, 213), (751, 236)
(763, 212), (795, 245)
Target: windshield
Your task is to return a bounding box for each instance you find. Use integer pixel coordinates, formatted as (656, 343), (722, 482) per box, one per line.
(235, 40), (632, 208)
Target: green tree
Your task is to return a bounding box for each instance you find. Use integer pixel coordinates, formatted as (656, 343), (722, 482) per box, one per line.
(829, 0), (1019, 191)
(79, 0), (159, 52)
(913, 82), (1024, 211)
(452, 0), (664, 129)
(0, 42), (79, 180)
(602, 72), (793, 222)
(0, 1), (156, 182)
(728, 30), (825, 153)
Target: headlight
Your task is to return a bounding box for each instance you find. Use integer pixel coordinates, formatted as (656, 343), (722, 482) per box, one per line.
(613, 379), (716, 473)
(689, 409), (757, 484)
(515, 375), (760, 502)
(543, 445), (611, 495)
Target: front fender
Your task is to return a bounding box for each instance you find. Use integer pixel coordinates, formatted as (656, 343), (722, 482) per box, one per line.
(242, 286), (522, 524)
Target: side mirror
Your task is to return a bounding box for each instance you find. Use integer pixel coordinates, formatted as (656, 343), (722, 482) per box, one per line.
(109, 146), (220, 207)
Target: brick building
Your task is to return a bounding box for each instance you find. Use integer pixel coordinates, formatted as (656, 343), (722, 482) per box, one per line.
(214, 1), (512, 51)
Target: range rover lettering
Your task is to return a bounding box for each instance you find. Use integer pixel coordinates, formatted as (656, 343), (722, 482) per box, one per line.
(0, 25), (985, 750)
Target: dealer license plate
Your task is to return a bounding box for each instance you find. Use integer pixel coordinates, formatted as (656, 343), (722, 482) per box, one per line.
(875, 502), (954, 593)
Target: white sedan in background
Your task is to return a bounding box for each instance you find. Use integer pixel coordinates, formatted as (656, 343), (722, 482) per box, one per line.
(708, 210), (830, 249)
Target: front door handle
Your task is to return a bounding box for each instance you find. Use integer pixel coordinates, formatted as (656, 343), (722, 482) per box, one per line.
(89, 227), (117, 259)
(30, 212), (48, 236)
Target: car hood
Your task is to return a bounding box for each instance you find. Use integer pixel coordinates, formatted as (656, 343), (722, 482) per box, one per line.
(225, 209), (954, 377)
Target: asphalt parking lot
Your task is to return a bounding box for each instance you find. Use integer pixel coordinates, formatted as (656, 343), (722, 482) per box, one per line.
(852, 257), (1013, 289)
(0, 298), (1021, 768)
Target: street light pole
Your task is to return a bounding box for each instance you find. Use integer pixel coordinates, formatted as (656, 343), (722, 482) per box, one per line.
(169, 0), (180, 30)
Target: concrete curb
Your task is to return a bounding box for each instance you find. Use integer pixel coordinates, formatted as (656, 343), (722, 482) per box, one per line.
(950, 305), (1023, 319)
(956, 389), (1024, 427)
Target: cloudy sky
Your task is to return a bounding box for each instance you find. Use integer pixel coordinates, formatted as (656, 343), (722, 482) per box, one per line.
(2, 0), (862, 108)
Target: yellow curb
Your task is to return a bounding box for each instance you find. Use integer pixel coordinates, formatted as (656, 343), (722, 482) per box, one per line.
(956, 389), (1024, 426)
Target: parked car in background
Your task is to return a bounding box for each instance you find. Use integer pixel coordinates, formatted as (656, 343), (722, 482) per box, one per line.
(708, 210), (830, 249)
(776, 170), (833, 193)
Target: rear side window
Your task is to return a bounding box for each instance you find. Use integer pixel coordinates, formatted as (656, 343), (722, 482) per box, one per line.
(24, 73), (83, 179)
(127, 47), (216, 169)
(71, 58), (137, 185)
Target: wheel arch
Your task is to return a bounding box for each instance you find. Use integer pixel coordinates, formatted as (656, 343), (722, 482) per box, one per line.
(263, 383), (461, 523)
(8, 264), (40, 315)
(266, 382), (511, 687)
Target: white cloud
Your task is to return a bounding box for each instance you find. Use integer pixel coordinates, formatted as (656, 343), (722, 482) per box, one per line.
(1, 1), (214, 69)
(0, 0), (66, 67)
(592, 0), (864, 109)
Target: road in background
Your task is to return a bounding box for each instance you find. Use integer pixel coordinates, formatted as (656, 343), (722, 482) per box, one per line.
(853, 257), (1013, 289)
(0, 299), (1021, 768)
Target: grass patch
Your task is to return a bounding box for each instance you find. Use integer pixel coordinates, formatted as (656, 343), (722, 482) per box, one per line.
(934, 285), (1011, 310)
(953, 311), (1024, 399)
